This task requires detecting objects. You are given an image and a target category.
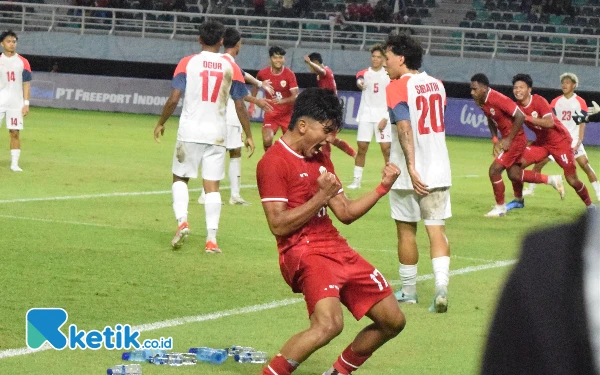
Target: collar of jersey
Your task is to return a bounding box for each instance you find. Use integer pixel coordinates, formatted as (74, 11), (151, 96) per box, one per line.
(278, 139), (304, 158)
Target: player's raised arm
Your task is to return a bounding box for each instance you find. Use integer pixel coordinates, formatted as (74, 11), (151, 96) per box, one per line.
(328, 162), (400, 224)
(304, 55), (326, 76)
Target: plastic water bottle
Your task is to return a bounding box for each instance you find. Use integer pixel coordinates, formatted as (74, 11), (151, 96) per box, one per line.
(122, 349), (166, 362)
(234, 351), (268, 364)
(226, 346), (255, 356)
(189, 347), (228, 364)
(106, 364), (142, 374)
(151, 352), (196, 366)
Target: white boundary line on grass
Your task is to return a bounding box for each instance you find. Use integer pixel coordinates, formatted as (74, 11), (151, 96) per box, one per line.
(0, 259), (516, 360)
(0, 185), (258, 204)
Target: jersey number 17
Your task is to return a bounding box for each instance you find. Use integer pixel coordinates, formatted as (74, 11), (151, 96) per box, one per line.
(199, 70), (223, 103)
(416, 93), (445, 135)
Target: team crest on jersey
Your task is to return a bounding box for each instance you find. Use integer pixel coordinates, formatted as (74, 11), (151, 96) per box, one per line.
(532, 111), (538, 118)
(490, 108), (496, 115)
(280, 80), (287, 88)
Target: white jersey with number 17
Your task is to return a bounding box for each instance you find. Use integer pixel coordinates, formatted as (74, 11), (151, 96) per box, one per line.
(387, 71), (451, 190)
(172, 50), (247, 145)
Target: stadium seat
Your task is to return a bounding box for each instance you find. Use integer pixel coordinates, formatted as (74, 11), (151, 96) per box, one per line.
(497, 1), (508, 11)
(562, 16), (573, 25)
(538, 13), (550, 24)
(550, 14), (564, 25)
(544, 25), (556, 33)
(519, 24), (531, 31)
(508, 23), (519, 30)
(589, 18), (600, 28)
(495, 22), (507, 30)
(476, 10), (489, 20)
(570, 27), (582, 34)
(512, 13), (527, 22)
(577, 38), (590, 45)
(483, 21), (495, 29)
(459, 20), (471, 28)
(465, 10), (476, 20)
(418, 8), (430, 17)
(575, 17), (588, 27)
(532, 25), (544, 32)
(471, 21), (483, 28)
(513, 34), (526, 41)
(583, 27), (595, 35)
(500, 33), (512, 40)
(502, 13), (513, 22)
(489, 12), (501, 21)
(473, 0), (485, 10)
(485, 0), (497, 9)
(476, 32), (489, 39)
(425, 0), (436, 7)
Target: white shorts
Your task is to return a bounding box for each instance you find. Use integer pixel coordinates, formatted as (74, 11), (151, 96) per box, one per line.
(390, 187), (452, 225)
(226, 125), (243, 150)
(171, 141), (226, 180)
(0, 110), (23, 130)
(357, 120), (392, 143)
(574, 143), (587, 158)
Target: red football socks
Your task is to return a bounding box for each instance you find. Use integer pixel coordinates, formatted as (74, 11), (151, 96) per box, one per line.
(490, 174), (505, 205)
(332, 344), (372, 375)
(573, 180), (592, 206)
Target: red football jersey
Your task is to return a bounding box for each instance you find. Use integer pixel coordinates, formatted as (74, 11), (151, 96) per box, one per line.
(517, 94), (572, 148)
(317, 66), (337, 95)
(480, 89), (526, 143)
(256, 139), (347, 254)
(256, 66), (298, 117)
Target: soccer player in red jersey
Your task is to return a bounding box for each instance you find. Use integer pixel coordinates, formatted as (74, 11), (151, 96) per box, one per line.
(303, 52), (357, 159)
(256, 88), (405, 375)
(251, 46), (299, 151)
(470, 73), (563, 217)
(512, 73), (593, 208)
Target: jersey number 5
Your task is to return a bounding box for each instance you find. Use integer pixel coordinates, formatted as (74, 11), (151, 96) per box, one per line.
(6, 71), (15, 82)
(373, 82), (379, 93)
(416, 93), (445, 135)
(199, 70), (224, 103)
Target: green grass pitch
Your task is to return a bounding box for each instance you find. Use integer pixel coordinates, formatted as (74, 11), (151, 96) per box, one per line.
(0, 108), (593, 374)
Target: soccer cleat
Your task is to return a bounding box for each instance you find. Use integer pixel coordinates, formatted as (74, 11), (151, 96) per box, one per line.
(484, 205), (507, 217)
(588, 203), (596, 211)
(171, 222), (190, 249)
(197, 194), (205, 204)
(549, 175), (565, 200)
(322, 367), (350, 375)
(10, 165), (22, 172)
(347, 180), (361, 190)
(229, 196), (251, 206)
(429, 288), (448, 313)
(205, 240), (222, 254)
(394, 289), (418, 304)
(505, 199), (524, 211)
(522, 187), (535, 196)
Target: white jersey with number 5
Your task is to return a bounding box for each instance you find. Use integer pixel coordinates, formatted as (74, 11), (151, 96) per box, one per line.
(172, 51), (247, 145)
(387, 71), (451, 190)
(356, 67), (390, 122)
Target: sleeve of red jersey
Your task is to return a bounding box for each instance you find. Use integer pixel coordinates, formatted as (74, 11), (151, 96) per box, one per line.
(19, 56), (32, 82)
(288, 69), (299, 90)
(576, 95), (589, 112)
(172, 55), (193, 91)
(386, 77), (411, 124)
(257, 156), (289, 203)
(534, 95), (553, 118)
(356, 69), (367, 80)
(494, 91), (519, 117)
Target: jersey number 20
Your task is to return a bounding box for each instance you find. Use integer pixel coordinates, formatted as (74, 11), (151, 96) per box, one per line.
(199, 70), (223, 103)
(416, 93), (444, 135)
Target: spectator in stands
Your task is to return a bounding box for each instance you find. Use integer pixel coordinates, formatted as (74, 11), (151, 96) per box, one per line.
(293, 0), (310, 17)
(137, 0), (153, 10)
(374, 0), (391, 23)
(50, 62), (59, 73)
(358, 2), (374, 22)
(253, 0), (266, 15)
(329, 11), (346, 26)
(172, 0), (186, 12)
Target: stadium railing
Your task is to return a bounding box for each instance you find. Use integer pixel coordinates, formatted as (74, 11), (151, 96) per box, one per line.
(1, 1), (599, 66)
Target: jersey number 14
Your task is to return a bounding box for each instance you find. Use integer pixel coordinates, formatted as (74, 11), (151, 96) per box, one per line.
(6, 71), (15, 82)
(416, 93), (445, 135)
(199, 70), (223, 103)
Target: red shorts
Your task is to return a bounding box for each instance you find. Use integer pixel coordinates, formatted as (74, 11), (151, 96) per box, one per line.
(279, 245), (392, 320)
(522, 142), (577, 175)
(495, 136), (527, 169)
(263, 112), (292, 134)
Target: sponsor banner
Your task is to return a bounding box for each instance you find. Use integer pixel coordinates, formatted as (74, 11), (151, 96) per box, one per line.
(30, 73), (600, 145)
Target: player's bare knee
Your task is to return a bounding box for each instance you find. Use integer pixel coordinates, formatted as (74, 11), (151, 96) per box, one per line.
(9, 130), (19, 139)
(310, 315), (344, 343)
(385, 310), (406, 337)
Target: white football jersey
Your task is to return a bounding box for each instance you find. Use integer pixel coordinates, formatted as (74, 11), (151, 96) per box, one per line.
(356, 67), (390, 122)
(223, 53), (242, 128)
(387, 71), (451, 190)
(173, 51), (246, 145)
(0, 53), (31, 111)
(551, 94), (587, 146)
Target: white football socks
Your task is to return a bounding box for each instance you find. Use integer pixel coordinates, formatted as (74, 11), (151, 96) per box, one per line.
(353, 166), (363, 184)
(399, 264), (418, 295)
(204, 192), (221, 243)
(10, 149), (20, 168)
(592, 181), (600, 201)
(229, 157), (241, 198)
(432, 256), (450, 290)
(172, 180), (189, 225)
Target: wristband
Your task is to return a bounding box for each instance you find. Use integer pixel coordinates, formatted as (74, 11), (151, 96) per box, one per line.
(375, 183), (391, 197)
(257, 81), (263, 88)
(492, 136), (498, 143)
(23, 100), (30, 106)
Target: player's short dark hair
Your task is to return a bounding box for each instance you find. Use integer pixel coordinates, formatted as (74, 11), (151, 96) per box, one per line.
(269, 46), (286, 57)
(384, 34), (423, 70)
(223, 27), (241, 49)
(0, 30), (17, 43)
(308, 52), (323, 64)
(512, 73), (533, 88)
(369, 44), (386, 56)
(471, 73), (489, 86)
(199, 21), (225, 47)
(289, 88), (344, 133)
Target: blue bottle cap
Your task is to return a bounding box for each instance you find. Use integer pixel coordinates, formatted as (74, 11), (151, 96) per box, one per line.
(188, 348), (198, 354)
(106, 370), (114, 375)
(121, 352), (131, 360)
(234, 354), (240, 362)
